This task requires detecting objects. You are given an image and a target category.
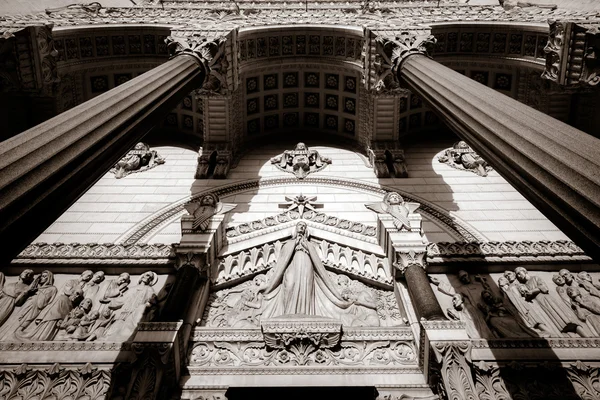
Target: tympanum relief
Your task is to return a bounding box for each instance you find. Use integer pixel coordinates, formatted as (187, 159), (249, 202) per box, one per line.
(270, 142), (332, 179)
(202, 222), (403, 328)
(430, 268), (600, 339)
(0, 270), (171, 342)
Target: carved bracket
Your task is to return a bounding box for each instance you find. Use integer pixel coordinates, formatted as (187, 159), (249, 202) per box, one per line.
(368, 141), (408, 178)
(261, 316), (342, 350)
(196, 142), (232, 179)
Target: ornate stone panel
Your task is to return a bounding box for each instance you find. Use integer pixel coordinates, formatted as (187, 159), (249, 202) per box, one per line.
(0, 270), (173, 343)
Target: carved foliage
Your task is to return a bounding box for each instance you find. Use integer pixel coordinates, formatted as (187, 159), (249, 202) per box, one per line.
(0, 363), (110, 400)
(430, 341), (477, 400)
(567, 361), (600, 400)
(474, 362), (511, 400)
(190, 338), (416, 368)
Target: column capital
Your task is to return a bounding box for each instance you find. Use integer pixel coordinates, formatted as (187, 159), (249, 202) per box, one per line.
(542, 20), (600, 87)
(165, 35), (226, 79)
(393, 249), (427, 277)
(375, 32), (436, 75)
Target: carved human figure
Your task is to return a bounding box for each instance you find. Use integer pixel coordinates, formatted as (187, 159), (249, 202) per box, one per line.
(260, 222), (352, 318)
(69, 310), (100, 340)
(62, 270), (94, 297)
(567, 287), (600, 335)
(516, 267), (587, 337)
(17, 270), (57, 330)
(445, 293), (479, 338)
(99, 272), (131, 305)
(228, 274), (269, 328)
(439, 140), (490, 176)
(498, 275), (550, 336)
(270, 142), (331, 179)
(576, 271), (600, 298)
(479, 290), (538, 338)
(430, 272), (491, 337)
(337, 275), (379, 327)
(104, 271), (158, 341)
(82, 271), (105, 300)
(17, 287), (83, 341)
(77, 309), (115, 341)
(0, 269), (35, 327)
(365, 192), (420, 231)
(112, 142), (165, 179)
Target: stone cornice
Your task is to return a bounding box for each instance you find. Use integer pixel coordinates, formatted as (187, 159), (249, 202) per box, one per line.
(12, 240), (590, 266)
(2, 5), (599, 36)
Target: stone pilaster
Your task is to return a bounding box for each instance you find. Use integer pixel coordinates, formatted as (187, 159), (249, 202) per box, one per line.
(421, 321), (477, 400)
(384, 31), (600, 261)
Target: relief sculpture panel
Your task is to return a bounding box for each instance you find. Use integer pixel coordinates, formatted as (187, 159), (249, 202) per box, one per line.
(202, 222), (404, 328)
(0, 270), (172, 342)
(430, 268), (600, 339)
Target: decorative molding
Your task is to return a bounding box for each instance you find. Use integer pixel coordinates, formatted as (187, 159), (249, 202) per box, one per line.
(426, 240), (591, 263)
(471, 338), (600, 349)
(261, 316), (342, 350)
(118, 176), (484, 246)
(0, 363), (111, 400)
(225, 209), (377, 239)
(0, 342), (131, 351)
(14, 243), (175, 265)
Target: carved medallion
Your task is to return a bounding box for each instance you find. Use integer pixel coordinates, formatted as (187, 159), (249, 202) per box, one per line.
(270, 142), (331, 179)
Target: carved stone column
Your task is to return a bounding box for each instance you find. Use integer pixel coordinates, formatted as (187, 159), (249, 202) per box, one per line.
(379, 31), (600, 261)
(395, 251), (446, 322)
(0, 35), (227, 264)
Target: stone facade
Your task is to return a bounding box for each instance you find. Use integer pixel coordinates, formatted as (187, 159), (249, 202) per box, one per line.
(1, 0), (600, 399)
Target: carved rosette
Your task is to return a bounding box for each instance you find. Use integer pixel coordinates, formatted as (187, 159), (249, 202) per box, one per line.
(430, 341), (477, 400)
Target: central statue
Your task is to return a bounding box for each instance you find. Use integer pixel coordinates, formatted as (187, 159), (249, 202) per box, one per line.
(261, 221), (352, 318)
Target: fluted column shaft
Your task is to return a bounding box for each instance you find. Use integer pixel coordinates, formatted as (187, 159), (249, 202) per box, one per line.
(399, 55), (600, 260)
(0, 55), (205, 264)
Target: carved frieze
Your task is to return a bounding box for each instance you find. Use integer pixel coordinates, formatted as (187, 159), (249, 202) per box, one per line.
(110, 142), (165, 179)
(430, 268), (600, 340)
(0, 270), (172, 343)
(437, 141), (492, 177)
(0, 363), (111, 400)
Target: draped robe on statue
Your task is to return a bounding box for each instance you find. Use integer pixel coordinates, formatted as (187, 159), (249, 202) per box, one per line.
(261, 236), (352, 319)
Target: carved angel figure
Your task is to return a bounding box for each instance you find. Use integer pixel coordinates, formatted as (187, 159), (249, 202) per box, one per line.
(365, 192), (419, 230)
(184, 193), (237, 231)
(270, 142), (332, 179)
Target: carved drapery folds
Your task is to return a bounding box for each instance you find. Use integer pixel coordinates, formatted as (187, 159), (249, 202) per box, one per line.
(430, 268), (600, 340)
(437, 141), (492, 177)
(110, 142), (165, 179)
(0, 270), (171, 342)
(542, 20), (600, 87)
(0, 363), (111, 400)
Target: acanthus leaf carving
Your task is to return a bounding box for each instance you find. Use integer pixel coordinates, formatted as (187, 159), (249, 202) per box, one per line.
(430, 341), (477, 400)
(567, 361), (600, 400)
